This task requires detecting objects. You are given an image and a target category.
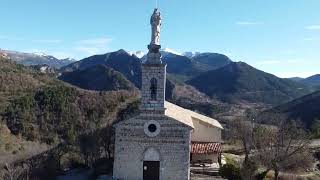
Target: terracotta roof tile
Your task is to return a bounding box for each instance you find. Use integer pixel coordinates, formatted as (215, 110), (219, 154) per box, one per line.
(191, 142), (221, 154)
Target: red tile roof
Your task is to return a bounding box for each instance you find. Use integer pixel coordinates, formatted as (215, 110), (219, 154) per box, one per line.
(191, 142), (221, 154)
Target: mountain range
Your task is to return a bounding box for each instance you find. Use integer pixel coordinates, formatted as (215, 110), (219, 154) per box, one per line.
(0, 49), (75, 68)
(2, 48), (320, 125)
(60, 50), (314, 105)
(186, 61), (312, 105)
(289, 74), (320, 88)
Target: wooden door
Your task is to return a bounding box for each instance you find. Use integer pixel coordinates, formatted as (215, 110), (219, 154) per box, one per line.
(143, 161), (160, 180)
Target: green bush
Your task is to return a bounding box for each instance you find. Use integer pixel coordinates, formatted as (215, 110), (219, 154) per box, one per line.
(219, 163), (242, 180)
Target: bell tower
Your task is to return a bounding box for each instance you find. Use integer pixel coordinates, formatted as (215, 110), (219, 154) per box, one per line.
(140, 8), (166, 113)
(113, 8), (193, 180)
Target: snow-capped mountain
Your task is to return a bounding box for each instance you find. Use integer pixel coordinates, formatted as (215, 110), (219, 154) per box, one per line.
(0, 49), (75, 68)
(126, 50), (146, 58)
(127, 48), (183, 60)
(161, 48), (182, 56)
(33, 52), (48, 57)
(60, 57), (77, 62)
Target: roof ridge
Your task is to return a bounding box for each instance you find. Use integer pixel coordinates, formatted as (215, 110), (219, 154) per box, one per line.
(164, 101), (223, 129)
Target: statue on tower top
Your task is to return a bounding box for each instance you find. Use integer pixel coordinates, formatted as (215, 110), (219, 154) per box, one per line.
(146, 8), (162, 64)
(150, 8), (162, 45)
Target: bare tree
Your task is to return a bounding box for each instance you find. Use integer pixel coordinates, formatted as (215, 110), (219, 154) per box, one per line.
(1, 163), (24, 180)
(254, 120), (313, 180)
(98, 127), (115, 159)
(232, 119), (253, 163)
(231, 119), (256, 180)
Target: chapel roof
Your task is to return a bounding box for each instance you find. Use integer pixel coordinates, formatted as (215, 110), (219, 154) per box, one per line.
(164, 101), (223, 129)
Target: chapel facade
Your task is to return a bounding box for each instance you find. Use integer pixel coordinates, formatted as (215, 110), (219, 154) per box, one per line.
(113, 8), (223, 180)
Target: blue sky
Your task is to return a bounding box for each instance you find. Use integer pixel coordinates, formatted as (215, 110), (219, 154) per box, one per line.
(0, 0), (319, 78)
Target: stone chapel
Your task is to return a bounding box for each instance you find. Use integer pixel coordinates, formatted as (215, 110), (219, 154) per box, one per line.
(113, 8), (223, 180)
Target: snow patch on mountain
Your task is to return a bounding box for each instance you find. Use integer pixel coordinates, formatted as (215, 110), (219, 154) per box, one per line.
(183, 51), (201, 58)
(33, 52), (48, 57)
(161, 48), (182, 56)
(60, 57), (77, 62)
(126, 50), (146, 58)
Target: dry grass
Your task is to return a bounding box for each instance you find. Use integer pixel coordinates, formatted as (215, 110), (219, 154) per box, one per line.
(0, 123), (49, 166)
(264, 170), (320, 180)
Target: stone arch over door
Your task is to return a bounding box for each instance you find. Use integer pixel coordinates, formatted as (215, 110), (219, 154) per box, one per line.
(143, 147), (161, 161)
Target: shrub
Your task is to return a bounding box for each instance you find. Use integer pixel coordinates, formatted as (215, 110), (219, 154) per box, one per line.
(4, 143), (12, 152)
(219, 163), (241, 180)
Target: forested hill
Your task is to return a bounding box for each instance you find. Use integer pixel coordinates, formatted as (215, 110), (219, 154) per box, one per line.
(186, 62), (312, 105)
(257, 90), (320, 129)
(59, 64), (136, 91)
(0, 57), (139, 169)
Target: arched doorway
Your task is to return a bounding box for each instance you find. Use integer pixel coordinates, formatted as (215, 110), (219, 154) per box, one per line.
(143, 147), (160, 180)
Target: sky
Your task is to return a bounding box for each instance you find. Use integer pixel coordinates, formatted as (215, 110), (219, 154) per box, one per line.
(0, 0), (319, 78)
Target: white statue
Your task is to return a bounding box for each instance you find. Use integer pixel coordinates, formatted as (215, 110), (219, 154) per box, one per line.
(150, 8), (162, 45)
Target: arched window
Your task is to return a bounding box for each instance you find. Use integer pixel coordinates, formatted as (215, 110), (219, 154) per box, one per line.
(150, 78), (157, 100)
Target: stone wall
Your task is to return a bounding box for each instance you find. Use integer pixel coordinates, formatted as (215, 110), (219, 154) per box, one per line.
(140, 64), (166, 112)
(113, 114), (192, 180)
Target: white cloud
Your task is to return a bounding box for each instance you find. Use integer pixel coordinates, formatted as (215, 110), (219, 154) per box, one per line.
(236, 21), (264, 26)
(74, 37), (112, 56)
(305, 25), (320, 30)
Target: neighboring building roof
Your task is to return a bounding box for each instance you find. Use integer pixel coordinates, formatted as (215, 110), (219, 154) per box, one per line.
(191, 142), (221, 154)
(164, 101), (223, 129)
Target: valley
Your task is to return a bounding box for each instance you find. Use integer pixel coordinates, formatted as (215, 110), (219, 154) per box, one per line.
(1, 48), (320, 179)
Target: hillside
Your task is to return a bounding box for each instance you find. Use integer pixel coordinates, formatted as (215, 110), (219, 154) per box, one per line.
(0, 56), (138, 167)
(162, 52), (232, 82)
(162, 53), (205, 79)
(302, 74), (320, 87)
(257, 90), (320, 128)
(191, 52), (232, 70)
(59, 65), (136, 91)
(186, 62), (312, 105)
(0, 49), (74, 68)
(0, 56), (56, 111)
(61, 49), (142, 88)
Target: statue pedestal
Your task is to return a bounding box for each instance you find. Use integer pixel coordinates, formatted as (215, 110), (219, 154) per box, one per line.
(146, 43), (162, 64)
(148, 44), (161, 53)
